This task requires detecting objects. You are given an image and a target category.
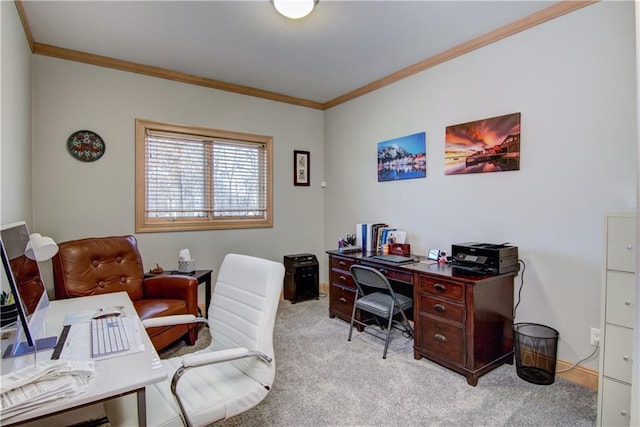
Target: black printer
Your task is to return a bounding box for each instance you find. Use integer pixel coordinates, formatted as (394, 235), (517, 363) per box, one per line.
(451, 242), (519, 275)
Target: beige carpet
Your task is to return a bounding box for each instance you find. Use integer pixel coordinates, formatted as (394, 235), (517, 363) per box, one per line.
(155, 297), (596, 427)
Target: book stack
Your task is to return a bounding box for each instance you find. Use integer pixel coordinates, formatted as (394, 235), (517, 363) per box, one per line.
(357, 223), (407, 254)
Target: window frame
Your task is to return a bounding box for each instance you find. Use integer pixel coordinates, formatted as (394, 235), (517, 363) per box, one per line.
(135, 118), (273, 233)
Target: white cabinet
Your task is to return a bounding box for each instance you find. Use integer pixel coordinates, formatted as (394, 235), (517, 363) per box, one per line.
(598, 213), (636, 426)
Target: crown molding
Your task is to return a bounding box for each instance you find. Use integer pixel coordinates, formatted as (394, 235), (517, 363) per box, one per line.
(16, 0), (597, 111)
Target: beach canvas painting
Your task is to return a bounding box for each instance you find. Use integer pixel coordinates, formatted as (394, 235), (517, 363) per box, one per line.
(377, 132), (426, 182)
(445, 113), (521, 175)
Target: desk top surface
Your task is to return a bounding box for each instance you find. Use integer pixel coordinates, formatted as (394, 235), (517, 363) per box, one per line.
(0, 291), (166, 425)
(326, 250), (516, 282)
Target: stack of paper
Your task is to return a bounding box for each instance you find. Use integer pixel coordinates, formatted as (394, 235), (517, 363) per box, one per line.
(0, 360), (95, 420)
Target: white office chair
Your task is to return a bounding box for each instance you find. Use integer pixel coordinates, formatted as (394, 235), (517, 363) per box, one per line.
(104, 253), (285, 427)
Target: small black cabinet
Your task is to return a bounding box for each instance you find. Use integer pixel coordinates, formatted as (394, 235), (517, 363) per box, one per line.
(283, 254), (319, 303)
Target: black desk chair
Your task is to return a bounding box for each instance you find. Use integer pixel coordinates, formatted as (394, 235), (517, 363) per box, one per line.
(348, 265), (414, 359)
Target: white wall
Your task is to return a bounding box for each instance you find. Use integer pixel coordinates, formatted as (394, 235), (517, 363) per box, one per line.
(324, 1), (637, 369)
(1, 1), (32, 225)
(31, 57), (325, 301)
(11, 0), (638, 373)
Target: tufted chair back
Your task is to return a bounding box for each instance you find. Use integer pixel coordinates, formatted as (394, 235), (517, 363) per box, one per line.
(52, 236), (145, 300)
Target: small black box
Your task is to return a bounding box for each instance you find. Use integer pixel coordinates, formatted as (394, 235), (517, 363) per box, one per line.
(283, 254), (319, 303)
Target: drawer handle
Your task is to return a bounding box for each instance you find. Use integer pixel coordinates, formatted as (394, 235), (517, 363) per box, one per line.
(626, 244), (633, 250)
(622, 355), (630, 361)
(339, 261), (346, 266)
(339, 297), (347, 303)
(434, 304), (446, 312)
(434, 333), (447, 343)
(620, 410), (627, 416)
(625, 300), (632, 306)
(434, 283), (446, 292)
(339, 275), (347, 281)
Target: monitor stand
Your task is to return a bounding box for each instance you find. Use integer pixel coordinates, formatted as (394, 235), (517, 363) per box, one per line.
(2, 336), (57, 359)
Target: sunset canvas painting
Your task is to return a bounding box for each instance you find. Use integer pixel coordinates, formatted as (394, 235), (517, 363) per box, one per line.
(445, 112), (521, 175)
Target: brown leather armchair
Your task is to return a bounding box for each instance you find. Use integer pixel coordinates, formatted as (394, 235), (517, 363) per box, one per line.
(52, 235), (199, 351)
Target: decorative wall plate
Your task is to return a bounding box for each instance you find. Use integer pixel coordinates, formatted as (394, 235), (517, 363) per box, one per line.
(67, 130), (105, 162)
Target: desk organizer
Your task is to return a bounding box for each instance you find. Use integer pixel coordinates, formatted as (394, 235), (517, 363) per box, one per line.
(389, 244), (410, 256)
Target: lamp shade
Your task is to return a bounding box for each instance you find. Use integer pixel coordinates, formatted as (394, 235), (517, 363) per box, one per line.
(272, 0), (318, 19)
(24, 233), (59, 262)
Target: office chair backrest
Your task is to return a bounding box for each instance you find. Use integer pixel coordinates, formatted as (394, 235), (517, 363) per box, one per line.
(208, 253), (285, 386)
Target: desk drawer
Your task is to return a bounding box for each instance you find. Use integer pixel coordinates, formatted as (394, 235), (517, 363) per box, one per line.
(420, 294), (464, 325)
(330, 284), (355, 316)
(331, 256), (357, 271)
(379, 267), (413, 285)
(331, 269), (355, 290)
(361, 262), (413, 284)
(418, 316), (465, 365)
(417, 275), (464, 302)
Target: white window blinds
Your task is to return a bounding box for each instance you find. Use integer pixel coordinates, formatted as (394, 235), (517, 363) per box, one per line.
(135, 119), (273, 233)
(141, 126), (270, 228)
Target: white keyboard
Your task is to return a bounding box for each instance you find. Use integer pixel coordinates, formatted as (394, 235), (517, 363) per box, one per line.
(91, 316), (131, 358)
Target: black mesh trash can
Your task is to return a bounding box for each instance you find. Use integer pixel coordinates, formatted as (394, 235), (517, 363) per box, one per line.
(513, 323), (559, 385)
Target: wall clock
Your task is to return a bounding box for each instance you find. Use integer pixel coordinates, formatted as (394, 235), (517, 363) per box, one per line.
(67, 130), (105, 162)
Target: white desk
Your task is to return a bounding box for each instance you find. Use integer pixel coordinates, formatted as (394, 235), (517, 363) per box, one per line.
(0, 292), (166, 426)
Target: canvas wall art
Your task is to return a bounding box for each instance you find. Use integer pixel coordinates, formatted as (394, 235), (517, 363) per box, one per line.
(377, 132), (426, 182)
(445, 112), (521, 175)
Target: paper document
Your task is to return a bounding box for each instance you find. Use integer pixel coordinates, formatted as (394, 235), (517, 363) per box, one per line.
(0, 360), (94, 420)
(59, 316), (145, 361)
(63, 305), (126, 326)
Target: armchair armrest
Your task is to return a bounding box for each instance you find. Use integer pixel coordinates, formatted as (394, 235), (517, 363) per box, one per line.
(170, 347), (273, 426)
(142, 315), (208, 329)
(181, 348), (272, 368)
(142, 275), (199, 315)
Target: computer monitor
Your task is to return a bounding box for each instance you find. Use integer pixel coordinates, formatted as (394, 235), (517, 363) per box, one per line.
(1, 221), (57, 358)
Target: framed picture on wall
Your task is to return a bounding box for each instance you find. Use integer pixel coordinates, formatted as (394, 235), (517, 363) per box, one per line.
(377, 132), (426, 182)
(294, 150), (310, 186)
(445, 112), (521, 175)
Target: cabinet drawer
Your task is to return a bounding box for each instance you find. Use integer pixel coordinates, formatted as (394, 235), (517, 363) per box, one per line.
(607, 215), (636, 272)
(418, 316), (464, 365)
(417, 275), (464, 302)
(331, 269), (355, 290)
(376, 267), (413, 285)
(600, 378), (631, 426)
(606, 271), (636, 328)
(331, 256), (356, 271)
(330, 284), (355, 316)
(603, 324), (633, 383)
(360, 261), (413, 284)
(419, 294), (465, 324)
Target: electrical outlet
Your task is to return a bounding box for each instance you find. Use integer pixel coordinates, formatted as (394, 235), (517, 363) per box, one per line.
(590, 327), (601, 346)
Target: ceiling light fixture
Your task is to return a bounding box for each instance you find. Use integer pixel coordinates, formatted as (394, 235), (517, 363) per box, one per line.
(272, 0), (319, 20)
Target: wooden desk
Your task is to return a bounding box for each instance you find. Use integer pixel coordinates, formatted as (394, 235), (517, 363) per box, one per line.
(326, 250), (516, 386)
(0, 292), (166, 426)
(146, 269), (213, 317)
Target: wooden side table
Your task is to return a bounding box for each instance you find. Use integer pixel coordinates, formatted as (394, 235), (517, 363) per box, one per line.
(145, 269), (213, 317)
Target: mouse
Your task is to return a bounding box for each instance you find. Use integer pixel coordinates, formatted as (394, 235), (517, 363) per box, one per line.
(92, 309), (122, 319)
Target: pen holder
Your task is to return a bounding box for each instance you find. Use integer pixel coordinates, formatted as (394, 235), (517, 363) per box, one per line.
(178, 259), (196, 273)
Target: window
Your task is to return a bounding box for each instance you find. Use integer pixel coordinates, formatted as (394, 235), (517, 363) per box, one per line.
(135, 119), (273, 232)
